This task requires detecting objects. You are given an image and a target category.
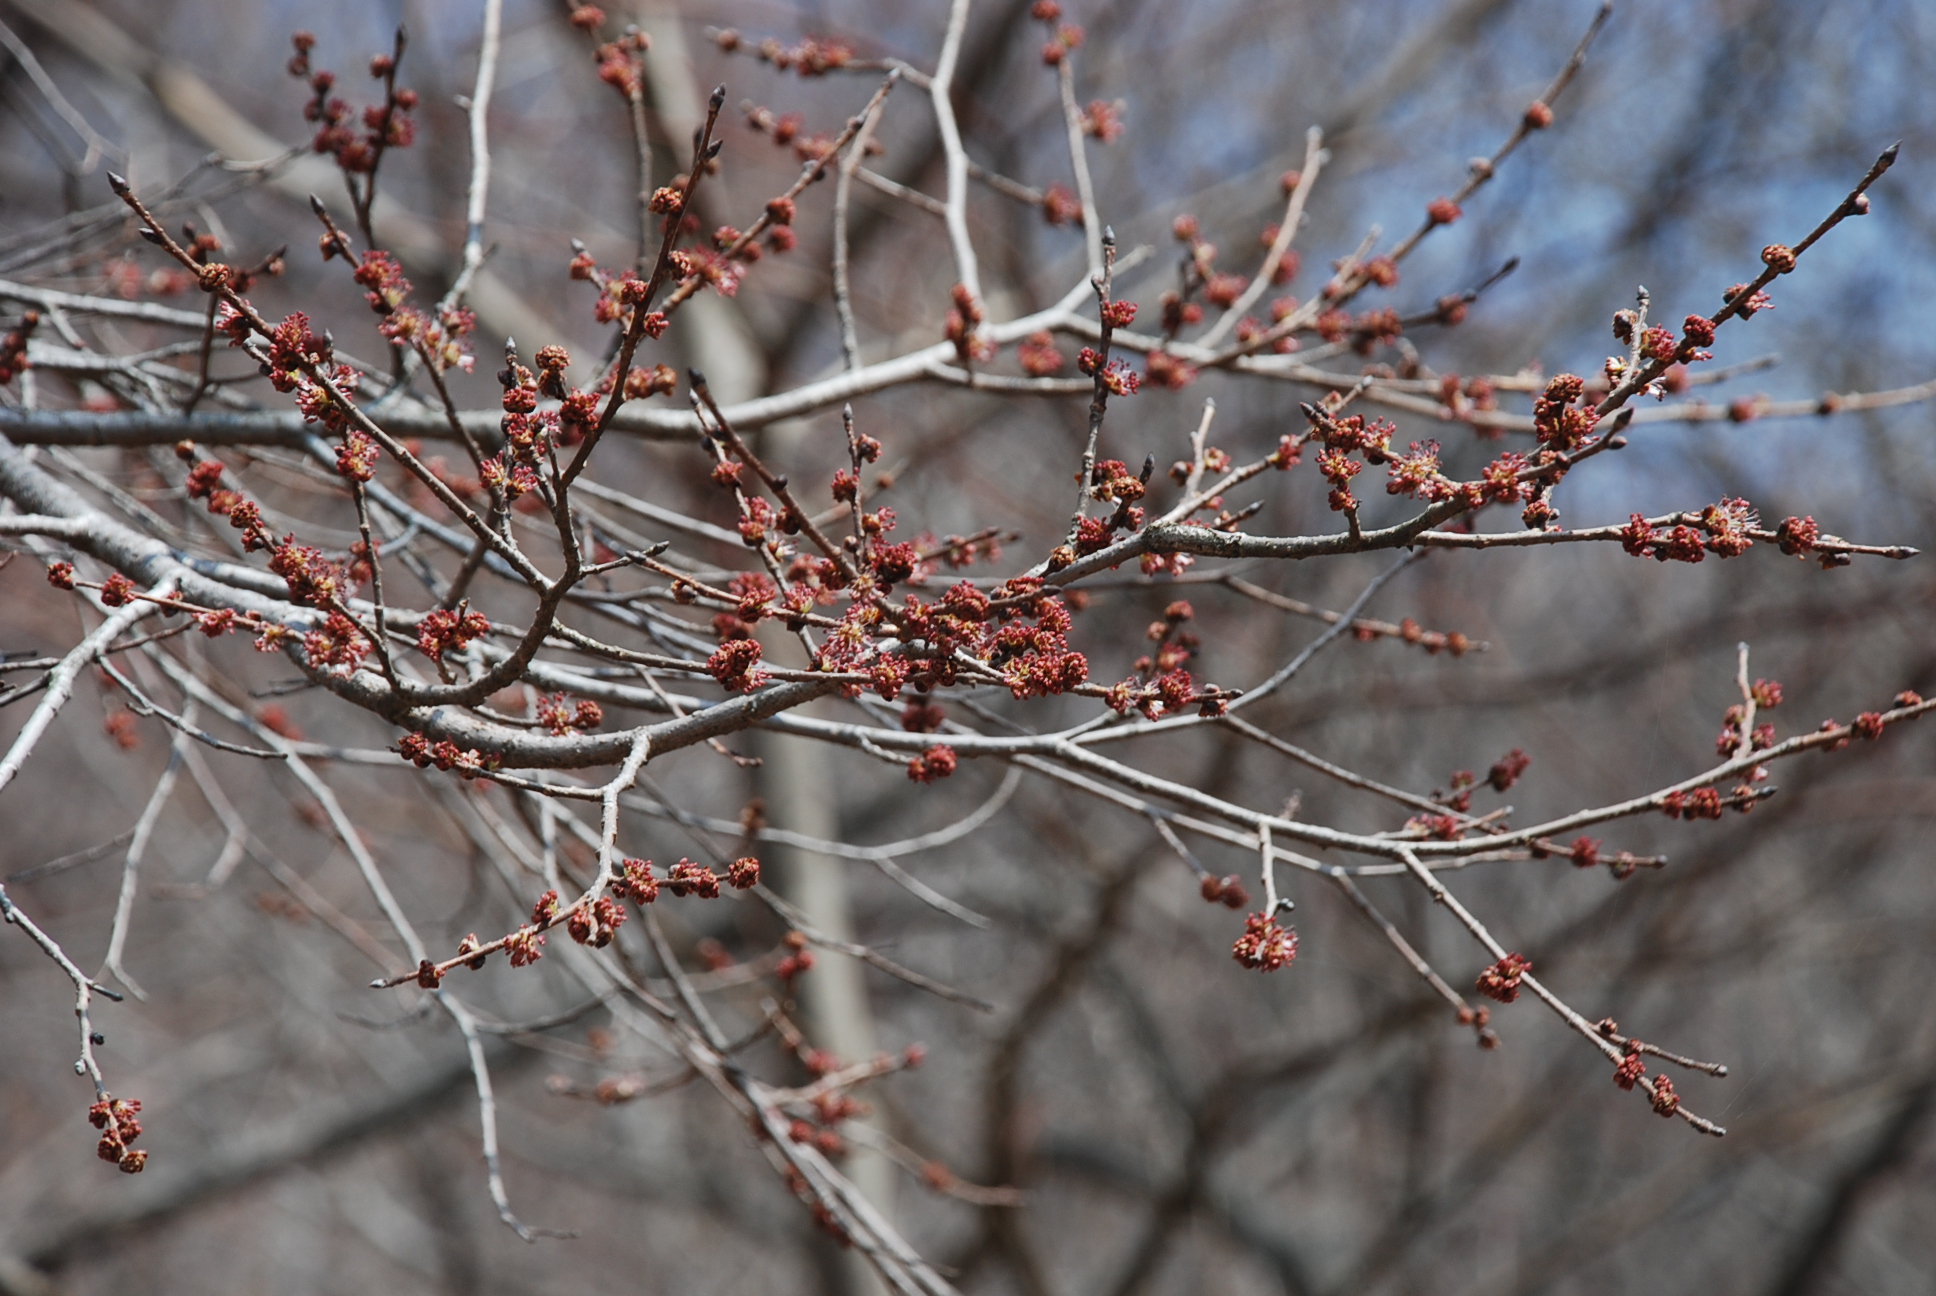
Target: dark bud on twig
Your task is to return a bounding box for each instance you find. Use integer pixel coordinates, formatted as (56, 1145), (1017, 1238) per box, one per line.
(138, 228), (166, 246)
(1849, 193), (1870, 216)
(710, 84), (727, 112)
(1139, 454), (1155, 484)
(105, 171), (129, 196)
(308, 194), (328, 217)
(705, 140), (723, 159)
(688, 368), (707, 390)
(1879, 141), (1901, 167)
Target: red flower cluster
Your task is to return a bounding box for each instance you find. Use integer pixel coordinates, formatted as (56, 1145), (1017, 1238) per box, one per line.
(0, 308), (37, 385)
(417, 603), (491, 662)
(1533, 374), (1595, 451)
(1077, 347), (1141, 396)
(395, 733), (500, 778)
(1475, 952), (1532, 1003)
(302, 611), (371, 673)
(536, 693), (603, 735)
(944, 284), (994, 364)
(89, 1096), (148, 1173)
(1232, 913), (1298, 971)
(289, 32), (417, 174)
(1199, 874), (1250, 909)
(567, 897), (628, 948)
(668, 859), (721, 899)
(1018, 331), (1066, 376)
(707, 638), (769, 693)
(1661, 787), (1725, 819)
(615, 858), (661, 904)
(907, 744), (958, 783)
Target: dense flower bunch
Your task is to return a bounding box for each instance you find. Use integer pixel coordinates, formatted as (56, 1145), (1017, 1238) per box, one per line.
(288, 31), (417, 174)
(1232, 913), (1298, 970)
(1475, 952), (1533, 1003)
(88, 1097), (147, 1174)
(0, 308), (37, 385)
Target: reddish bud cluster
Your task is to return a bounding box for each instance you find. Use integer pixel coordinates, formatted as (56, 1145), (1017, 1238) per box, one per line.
(1475, 952), (1532, 1003)
(1018, 331), (1066, 376)
(0, 308), (38, 385)
(1041, 184), (1080, 226)
(1774, 515), (1820, 558)
(1077, 348), (1141, 396)
(1232, 913), (1298, 971)
(1661, 787), (1725, 819)
(535, 693), (604, 735)
(1725, 283), (1774, 316)
(944, 284), (994, 364)
(594, 31), (649, 100)
(290, 32), (417, 174)
(1533, 373), (1595, 451)
(1081, 100), (1125, 142)
(667, 859), (721, 899)
(707, 638), (769, 693)
(98, 572), (136, 607)
(907, 744), (958, 783)
(89, 1097), (147, 1173)
(1199, 874), (1250, 909)
(1650, 1074), (1680, 1116)
(567, 897), (628, 947)
(1145, 349), (1198, 389)
(417, 603), (491, 662)
(1487, 748), (1531, 792)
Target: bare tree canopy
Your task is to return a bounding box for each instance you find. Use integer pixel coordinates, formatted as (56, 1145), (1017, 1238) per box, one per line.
(1, 1), (1933, 1294)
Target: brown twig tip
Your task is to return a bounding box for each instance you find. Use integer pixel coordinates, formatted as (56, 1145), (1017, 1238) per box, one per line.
(105, 170), (129, 196)
(709, 83), (727, 110)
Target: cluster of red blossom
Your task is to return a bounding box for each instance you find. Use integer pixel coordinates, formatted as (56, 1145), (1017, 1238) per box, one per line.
(1029, 1), (1086, 66)
(416, 603), (491, 663)
(536, 693), (604, 736)
(88, 1097), (147, 1173)
(945, 283), (994, 365)
(1199, 874), (1252, 909)
(288, 32), (416, 175)
(715, 27), (854, 77)
(396, 733), (501, 779)
(1620, 498), (1762, 564)
(1599, 1022), (1684, 1116)
(347, 250), (474, 375)
(1551, 836), (1646, 881)
(1092, 595), (1232, 721)
(1232, 913), (1298, 971)
(1077, 344), (1140, 396)
(583, 21), (648, 103)
(739, 104), (843, 174)
(1475, 952), (1533, 1003)
(411, 859), (761, 988)
(0, 308), (38, 384)
(905, 744), (957, 783)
